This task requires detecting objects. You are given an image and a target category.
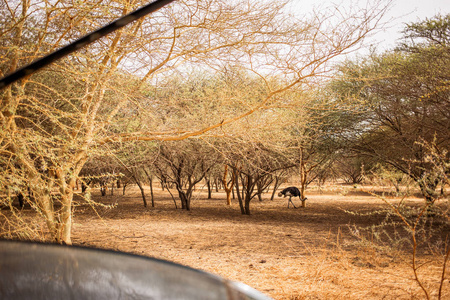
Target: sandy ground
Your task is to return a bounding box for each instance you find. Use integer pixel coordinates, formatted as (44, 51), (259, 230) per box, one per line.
(64, 185), (449, 300)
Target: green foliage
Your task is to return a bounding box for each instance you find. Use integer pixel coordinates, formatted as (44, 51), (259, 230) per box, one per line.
(330, 13), (450, 200)
(399, 14), (450, 50)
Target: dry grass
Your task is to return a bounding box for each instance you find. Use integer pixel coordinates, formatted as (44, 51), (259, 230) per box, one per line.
(2, 185), (449, 299)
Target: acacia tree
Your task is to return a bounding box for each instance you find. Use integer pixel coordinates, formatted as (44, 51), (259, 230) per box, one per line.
(79, 154), (125, 197)
(291, 130), (336, 206)
(153, 140), (218, 210)
(331, 14), (450, 202)
(218, 122), (295, 215)
(336, 154), (374, 184)
(265, 88), (347, 206)
(113, 141), (160, 207)
(0, 0), (389, 244)
(233, 146), (293, 215)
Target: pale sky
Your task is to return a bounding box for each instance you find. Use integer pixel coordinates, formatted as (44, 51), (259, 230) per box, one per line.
(287, 0), (450, 53)
(374, 0), (449, 49)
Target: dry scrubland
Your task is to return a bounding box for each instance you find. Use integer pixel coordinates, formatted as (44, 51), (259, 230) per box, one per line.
(4, 184), (450, 299)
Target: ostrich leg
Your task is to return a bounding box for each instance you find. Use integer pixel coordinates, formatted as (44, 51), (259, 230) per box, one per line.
(288, 196), (297, 208)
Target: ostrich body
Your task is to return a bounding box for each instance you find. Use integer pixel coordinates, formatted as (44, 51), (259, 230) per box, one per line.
(278, 187), (307, 208)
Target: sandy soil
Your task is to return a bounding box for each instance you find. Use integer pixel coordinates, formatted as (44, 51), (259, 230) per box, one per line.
(65, 185), (449, 300)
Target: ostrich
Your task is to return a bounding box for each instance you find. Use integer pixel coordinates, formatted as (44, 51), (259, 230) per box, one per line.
(278, 187), (307, 208)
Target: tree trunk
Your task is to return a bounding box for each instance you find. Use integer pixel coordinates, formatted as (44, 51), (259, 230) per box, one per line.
(122, 181), (130, 195)
(100, 184), (107, 196)
(177, 182), (194, 211)
(222, 165), (235, 205)
(299, 147), (308, 208)
(149, 175), (155, 207)
(215, 177), (219, 192)
(186, 188), (193, 211)
(234, 168), (245, 214)
(417, 176), (439, 204)
(256, 181), (263, 202)
(237, 173), (253, 215)
(54, 170), (79, 245)
(244, 174), (253, 215)
(244, 196), (251, 215)
(271, 177), (280, 200)
(206, 178), (212, 199)
(129, 170), (147, 207)
(178, 191), (188, 210)
(165, 183), (178, 209)
(160, 178), (165, 191)
(136, 181), (147, 207)
(144, 169), (155, 207)
(57, 188), (73, 245)
(37, 190), (58, 241)
(226, 188), (232, 205)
